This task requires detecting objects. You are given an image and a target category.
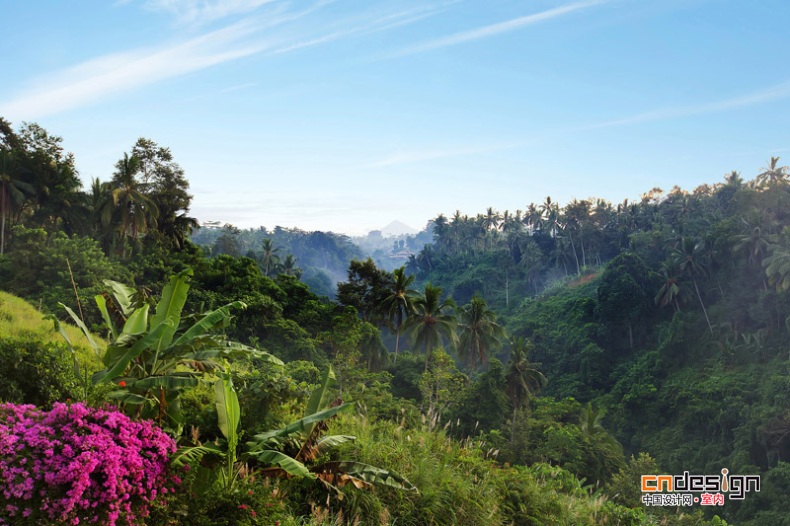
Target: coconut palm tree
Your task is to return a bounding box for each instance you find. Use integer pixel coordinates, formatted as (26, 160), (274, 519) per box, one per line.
(655, 260), (683, 312)
(756, 156), (789, 188)
(379, 266), (417, 364)
(505, 338), (546, 428)
(279, 254), (301, 278)
(674, 237), (712, 332)
(764, 233), (790, 292)
(456, 296), (505, 369)
(405, 284), (457, 371)
(107, 153), (159, 257)
(733, 216), (770, 266)
(259, 238), (280, 276)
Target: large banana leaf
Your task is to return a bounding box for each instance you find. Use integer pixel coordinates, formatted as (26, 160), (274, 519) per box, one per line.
(214, 373), (240, 447)
(312, 461), (416, 491)
(306, 365), (338, 418)
(312, 435), (357, 457)
(106, 391), (149, 405)
(93, 320), (174, 383)
(248, 402), (354, 449)
(58, 302), (100, 356)
(131, 374), (200, 390)
(172, 302), (246, 346)
(150, 269), (192, 351)
(250, 450), (313, 478)
(104, 279), (137, 317)
(170, 340), (283, 365)
(95, 294), (118, 340)
(121, 305), (150, 336)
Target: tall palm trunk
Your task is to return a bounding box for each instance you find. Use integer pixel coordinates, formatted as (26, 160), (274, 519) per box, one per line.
(692, 277), (712, 333)
(394, 328), (401, 365)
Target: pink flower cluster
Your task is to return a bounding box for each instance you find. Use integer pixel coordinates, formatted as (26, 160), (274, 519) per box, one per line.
(0, 402), (178, 525)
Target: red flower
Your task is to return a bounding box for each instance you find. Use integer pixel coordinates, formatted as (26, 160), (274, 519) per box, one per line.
(118, 381), (127, 388)
(239, 504), (247, 509)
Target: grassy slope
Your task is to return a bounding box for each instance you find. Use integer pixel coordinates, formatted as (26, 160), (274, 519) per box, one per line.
(0, 290), (104, 366)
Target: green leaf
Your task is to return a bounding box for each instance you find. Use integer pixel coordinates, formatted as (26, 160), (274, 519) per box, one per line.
(306, 365), (338, 416)
(94, 320), (173, 384)
(172, 443), (224, 468)
(172, 302), (246, 346)
(249, 450), (313, 478)
(313, 461), (417, 491)
(58, 302), (100, 356)
(215, 373), (240, 447)
(121, 305), (150, 336)
(95, 294), (118, 340)
(313, 435), (357, 457)
(104, 279), (137, 317)
(249, 403), (354, 449)
(150, 269), (192, 351)
(131, 374), (200, 390)
(106, 391), (150, 405)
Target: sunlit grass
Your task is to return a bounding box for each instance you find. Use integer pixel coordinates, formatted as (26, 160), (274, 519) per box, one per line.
(0, 290), (104, 368)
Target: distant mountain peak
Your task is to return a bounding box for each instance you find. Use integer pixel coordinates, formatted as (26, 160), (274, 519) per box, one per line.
(378, 220), (418, 236)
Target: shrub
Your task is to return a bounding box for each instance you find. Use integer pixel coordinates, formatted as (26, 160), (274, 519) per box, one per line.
(0, 402), (177, 525)
(0, 337), (79, 406)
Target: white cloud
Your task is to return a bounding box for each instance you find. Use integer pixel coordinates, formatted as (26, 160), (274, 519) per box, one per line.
(0, 2), (448, 121)
(587, 80), (790, 129)
(0, 21), (270, 122)
(392, 0), (607, 56)
(143, 0), (281, 26)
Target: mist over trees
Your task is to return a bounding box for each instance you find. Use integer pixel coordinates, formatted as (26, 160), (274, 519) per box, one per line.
(2, 116), (788, 524)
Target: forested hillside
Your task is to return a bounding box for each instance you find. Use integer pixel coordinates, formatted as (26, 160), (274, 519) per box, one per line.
(388, 164), (790, 524)
(0, 116), (783, 524)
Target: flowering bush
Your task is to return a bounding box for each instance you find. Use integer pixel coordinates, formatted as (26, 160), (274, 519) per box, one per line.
(0, 402), (177, 525)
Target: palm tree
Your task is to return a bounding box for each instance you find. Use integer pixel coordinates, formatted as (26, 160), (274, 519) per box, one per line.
(505, 338), (546, 429)
(540, 196), (561, 238)
(579, 402), (624, 484)
(524, 202), (542, 233)
(519, 238), (545, 294)
(259, 238), (280, 276)
(756, 156), (789, 188)
(279, 254), (301, 277)
(456, 296), (505, 369)
(655, 260), (683, 312)
(404, 284), (457, 371)
(107, 153), (159, 257)
(764, 233), (790, 292)
(379, 266), (417, 364)
(674, 237), (712, 332)
(733, 216), (769, 266)
(0, 150), (32, 256)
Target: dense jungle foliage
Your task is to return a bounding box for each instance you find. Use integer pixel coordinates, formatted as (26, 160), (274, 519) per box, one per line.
(0, 116), (785, 524)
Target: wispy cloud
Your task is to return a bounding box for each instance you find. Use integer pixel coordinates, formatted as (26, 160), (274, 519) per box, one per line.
(586, 80), (790, 129)
(143, 0), (281, 26)
(392, 0), (607, 57)
(362, 142), (523, 169)
(0, 2), (448, 121)
(265, 4), (449, 57)
(0, 21), (271, 121)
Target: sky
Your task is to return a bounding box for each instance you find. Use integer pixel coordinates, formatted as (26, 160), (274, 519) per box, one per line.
(2, 0), (790, 236)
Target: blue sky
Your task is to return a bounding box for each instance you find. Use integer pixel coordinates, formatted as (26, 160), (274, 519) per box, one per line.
(2, 0), (789, 235)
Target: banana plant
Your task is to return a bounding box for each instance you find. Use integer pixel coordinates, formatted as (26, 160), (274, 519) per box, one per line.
(171, 365), (242, 492)
(247, 365), (416, 495)
(61, 268), (282, 433)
